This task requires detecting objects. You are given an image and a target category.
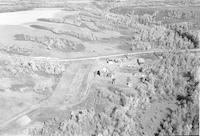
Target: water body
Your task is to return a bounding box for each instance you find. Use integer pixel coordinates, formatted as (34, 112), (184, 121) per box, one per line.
(0, 8), (62, 25)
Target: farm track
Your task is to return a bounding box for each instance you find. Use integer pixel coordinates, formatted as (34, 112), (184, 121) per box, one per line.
(62, 64), (94, 107)
(0, 64), (94, 130)
(31, 48), (200, 62)
(0, 104), (40, 131)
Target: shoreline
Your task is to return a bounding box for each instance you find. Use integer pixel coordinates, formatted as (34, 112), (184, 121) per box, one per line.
(0, 0), (93, 13)
(0, 7), (65, 13)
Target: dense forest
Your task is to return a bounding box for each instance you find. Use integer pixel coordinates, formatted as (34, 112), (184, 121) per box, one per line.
(29, 50), (199, 136)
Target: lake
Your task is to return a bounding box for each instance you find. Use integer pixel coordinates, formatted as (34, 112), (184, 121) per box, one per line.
(0, 8), (62, 25)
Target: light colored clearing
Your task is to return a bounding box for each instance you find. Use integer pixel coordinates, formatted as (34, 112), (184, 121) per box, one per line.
(46, 63), (93, 108)
(64, 63), (94, 106)
(16, 115), (31, 127)
(0, 96), (32, 125)
(46, 63), (80, 106)
(0, 78), (12, 89)
(0, 8), (62, 25)
(0, 104), (39, 131)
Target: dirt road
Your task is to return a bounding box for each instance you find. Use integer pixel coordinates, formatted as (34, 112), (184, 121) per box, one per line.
(30, 48), (200, 62)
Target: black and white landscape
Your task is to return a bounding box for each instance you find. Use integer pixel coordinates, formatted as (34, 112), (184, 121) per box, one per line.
(0, 0), (199, 136)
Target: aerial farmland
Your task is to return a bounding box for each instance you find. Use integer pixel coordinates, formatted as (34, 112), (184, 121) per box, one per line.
(0, 0), (199, 136)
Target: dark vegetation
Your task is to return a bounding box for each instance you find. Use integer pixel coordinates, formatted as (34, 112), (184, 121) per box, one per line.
(14, 34), (85, 52)
(150, 52), (199, 136)
(108, 3), (200, 51)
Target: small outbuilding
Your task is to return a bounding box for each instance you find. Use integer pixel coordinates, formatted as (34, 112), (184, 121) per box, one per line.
(137, 58), (145, 65)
